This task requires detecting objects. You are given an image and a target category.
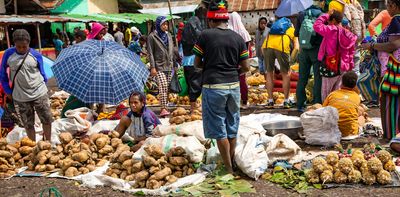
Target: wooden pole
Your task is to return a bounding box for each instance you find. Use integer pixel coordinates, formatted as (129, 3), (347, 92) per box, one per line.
(5, 25), (10, 48)
(167, 0), (177, 46)
(13, 0), (17, 14)
(36, 23), (42, 53)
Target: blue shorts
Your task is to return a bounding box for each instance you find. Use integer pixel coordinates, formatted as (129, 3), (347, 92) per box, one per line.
(202, 86), (240, 139)
(258, 57), (265, 73)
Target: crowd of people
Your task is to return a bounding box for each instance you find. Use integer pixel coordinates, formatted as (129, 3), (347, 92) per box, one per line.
(1, 0), (400, 175)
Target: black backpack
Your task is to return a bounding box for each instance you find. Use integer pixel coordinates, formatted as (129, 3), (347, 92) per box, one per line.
(182, 16), (203, 56)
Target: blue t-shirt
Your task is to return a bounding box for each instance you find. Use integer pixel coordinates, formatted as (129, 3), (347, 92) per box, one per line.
(53, 39), (64, 52)
(128, 41), (142, 55)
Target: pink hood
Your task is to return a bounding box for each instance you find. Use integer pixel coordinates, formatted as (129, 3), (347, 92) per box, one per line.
(313, 14), (357, 72)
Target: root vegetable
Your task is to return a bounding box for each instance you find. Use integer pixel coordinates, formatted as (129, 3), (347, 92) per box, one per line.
(95, 137), (110, 149)
(111, 173), (118, 178)
(87, 165), (96, 172)
(169, 147), (185, 157)
(384, 160), (396, 172)
(49, 156), (60, 165)
(157, 156), (168, 165)
(46, 164), (55, 171)
(111, 138), (122, 148)
(111, 163), (123, 170)
(0, 150), (12, 158)
(59, 132), (73, 144)
(149, 166), (161, 174)
(146, 179), (162, 189)
(306, 169), (320, 184)
(18, 146), (33, 155)
(187, 167), (195, 175)
(37, 141), (51, 150)
(79, 167), (90, 174)
(65, 167), (79, 177)
(13, 153), (22, 161)
(166, 175), (178, 184)
(21, 137), (36, 147)
(111, 144), (130, 161)
(338, 158), (353, 174)
(348, 170), (362, 183)
(120, 170), (128, 180)
(11, 142), (21, 149)
(150, 167), (171, 181)
(110, 131), (120, 138)
(131, 161), (144, 173)
(135, 170), (150, 181)
(35, 164), (47, 172)
(377, 150), (392, 164)
(71, 151), (89, 163)
(0, 138), (7, 146)
(118, 151), (133, 163)
(362, 170), (376, 185)
(27, 161), (35, 171)
(96, 159), (107, 167)
(132, 181), (146, 188)
(6, 145), (18, 154)
(368, 157), (383, 174)
(0, 164), (10, 172)
(89, 133), (102, 142)
(37, 155), (48, 165)
(112, 168), (122, 175)
(60, 158), (74, 171)
(122, 159), (134, 169)
(142, 155), (158, 167)
(105, 168), (113, 176)
(169, 157), (188, 166)
(99, 145), (113, 155)
(377, 170), (392, 185)
(56, 145), (63, 153)
(125, 174), (135, 181)
(173, 171), (183, 178)
(312, 157), (328, 174)
(144, 145), (165, 159)
(333, 171), (347, 184)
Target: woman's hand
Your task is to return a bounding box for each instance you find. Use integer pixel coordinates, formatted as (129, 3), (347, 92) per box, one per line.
(150, 68), (157, 77)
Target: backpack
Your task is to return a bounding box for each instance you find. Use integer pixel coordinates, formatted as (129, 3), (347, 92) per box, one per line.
(269, 17), (292, 35)
(181, 17), (203, 56)
(339, 0), (365, 42)
(299, 10), (319, 49)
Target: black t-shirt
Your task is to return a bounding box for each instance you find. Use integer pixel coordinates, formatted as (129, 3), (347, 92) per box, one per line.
(193, 28), (248, 85)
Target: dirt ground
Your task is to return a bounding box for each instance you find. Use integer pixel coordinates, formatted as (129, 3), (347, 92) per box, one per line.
(1, 107), (396, 197)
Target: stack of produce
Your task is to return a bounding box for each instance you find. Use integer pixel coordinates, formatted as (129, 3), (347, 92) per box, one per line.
(25, 140), (59, 173)
(146, 94), (160, 106)
(307, 150), (394, 185)
(50, 95), (68, 119)
(177, 96), (190, 106)
(0, 138), (18, 178)
(272, 92), (285, 105)
(247, 73), (266, 86)
(168, 94), (178, 105)
(105, 145), (196, 189)
(16, 137), (36, 167)
(248, 88), (269, 105)
(169, 107), (202, 125)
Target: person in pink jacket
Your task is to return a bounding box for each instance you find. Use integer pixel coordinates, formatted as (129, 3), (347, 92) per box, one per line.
(313, 10), (357, 101)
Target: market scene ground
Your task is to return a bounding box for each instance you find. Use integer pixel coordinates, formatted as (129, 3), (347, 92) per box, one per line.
(1, 0), (400, 196)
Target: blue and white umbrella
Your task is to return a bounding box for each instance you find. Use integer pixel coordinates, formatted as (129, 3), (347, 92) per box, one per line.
(275, 0), (313, 17)
(52, 39), (149, 104)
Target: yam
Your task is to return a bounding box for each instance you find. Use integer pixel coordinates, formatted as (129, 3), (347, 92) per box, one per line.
(0, 150), (12, 158)
(37, 155), (48, 165)
(0, 164), (10, 172)
(87, 165), (96, 172)
(173, 171), (183, 178)
(157, 156), (168, 165)
(46, 164), (55, 171)
(11, 141), (21, 149)
(37, 141), (51, 150)
(120, 170), (128, 180)
(27, 161), (35, 171)
(111, 144), (130, 161)
(144, 145), (165, 159)
(110, 131), (120, 138)
(56, 145), (63, 153)
(65, 167), (79, 177)
(111, 138), (122, 148)
(35, 164), (47, 172)
(13, 153), (22, 161)
(149, 166), (161, 174)
(105, 168), (113, 176)
(6, 145), (18, 155)
(131, 161), (144, 173)
(134, 170), (149, 181)
(112, 168), (122, 175)
(142, 155), (158, 167)
(169, 157), (188, 166)
(96, 159), (107, 167)
(187, 167), (195, 175)
(0, 138), (7, 146)
(89, 133), (102, 142)
(79, 167), (90, 174)
(60, 158), (74, 171)
(99, 145), (113, 155)
(122, 159), (134, 169)
(71, 151), (89, 163)
(59, 132), (73, 144)
(149, 167), (171, 181)
(146, 179), (162, 189)
(8, 158), (15, 166)
(118, 151), (133, 163)
(21, 137), (36, 147)
(49, 156), (60, 165)
(91, 153), (98, 160)
(111, 162), (123, 170)
(95, 136), (110, 149)
(132, 181), (146, 188)
(166, 175), (178, 184)
(125, 174), (135, 181)
(169, 147), (185, 156)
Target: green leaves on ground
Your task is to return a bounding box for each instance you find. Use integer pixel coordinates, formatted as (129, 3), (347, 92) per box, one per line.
(262, 169), (313, 194)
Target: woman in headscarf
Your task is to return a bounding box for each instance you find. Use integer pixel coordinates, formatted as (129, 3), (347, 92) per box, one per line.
(88, 22), (106, 40)
(181, 16), (203, 113)
(147, 16), (174, 117)
(228, 12), (252, 109)
(361, 0), (400, 141)
(131, 27), (142, 42)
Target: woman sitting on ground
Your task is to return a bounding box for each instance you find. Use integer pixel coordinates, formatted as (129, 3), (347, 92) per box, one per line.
(115, 91), (161, 152)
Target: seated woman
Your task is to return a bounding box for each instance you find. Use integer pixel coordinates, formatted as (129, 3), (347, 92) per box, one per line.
(115, 91), (161, 152)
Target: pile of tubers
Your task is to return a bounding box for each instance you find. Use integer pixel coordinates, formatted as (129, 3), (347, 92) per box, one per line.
(105, 145), (196, 189)
(246, 73), (266, 86)
(307, 150), (394, 185)
(0, 138), (19, 178)
(50, 95), (67, 120)
(169, 107), (202, 125)
(248, 88), (269, 105)
(146, 94), (160, 106)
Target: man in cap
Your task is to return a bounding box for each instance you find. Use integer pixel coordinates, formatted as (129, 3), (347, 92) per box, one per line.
(193, 0), (250, 174)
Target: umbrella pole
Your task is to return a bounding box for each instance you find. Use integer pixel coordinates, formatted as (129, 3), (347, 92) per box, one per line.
(5, 25), (10, 48)
(167, 0), (177, 46)
(36, 23), (42, 53)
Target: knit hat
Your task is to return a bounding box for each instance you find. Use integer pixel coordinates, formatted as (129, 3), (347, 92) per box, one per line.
(207, 0), (229, 20)
(88, 22), (105, 40)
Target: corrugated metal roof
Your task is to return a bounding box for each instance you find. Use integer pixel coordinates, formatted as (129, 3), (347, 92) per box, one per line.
(0, 15), (84, 24)
(139, 5), (198, 15)
(228, 0), (281, 12)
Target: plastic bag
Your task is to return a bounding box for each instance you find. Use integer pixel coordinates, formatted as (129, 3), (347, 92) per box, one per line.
(300, 106), (341, 146)
(52, 107), (92, 136)
(178, 68), (188, 96)
(153, 120), (205, 143)
(169, 71), (182, 94)
(266, 134), (301, 164)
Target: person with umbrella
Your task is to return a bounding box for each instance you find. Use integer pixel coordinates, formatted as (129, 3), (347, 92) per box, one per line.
(114, 91), (161, 152)
(147, 16), (174, 117)
(0, 29), (53, 142)
(193, 0), (250, 175)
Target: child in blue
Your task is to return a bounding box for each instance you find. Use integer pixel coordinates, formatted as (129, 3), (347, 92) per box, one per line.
(115, 91), (161, 152)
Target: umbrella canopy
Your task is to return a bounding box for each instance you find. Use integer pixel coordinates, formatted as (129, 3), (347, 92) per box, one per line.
(43, 55), (54, 78)
(52, 39), (149, 104)
(275, 0), (313, 17)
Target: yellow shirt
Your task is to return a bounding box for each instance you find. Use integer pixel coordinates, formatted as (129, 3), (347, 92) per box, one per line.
(262, 27), (295, 54)
(328, 0), (351, 13)
(323, 88), (361, 137)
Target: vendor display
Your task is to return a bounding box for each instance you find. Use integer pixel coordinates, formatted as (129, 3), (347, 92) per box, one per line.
(247, 73), (266, 86)
(0, 138), (18, 178)
(169, 107), (202, 125)
(50, 95), (68, 120)
(105, 145), (196, 189)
